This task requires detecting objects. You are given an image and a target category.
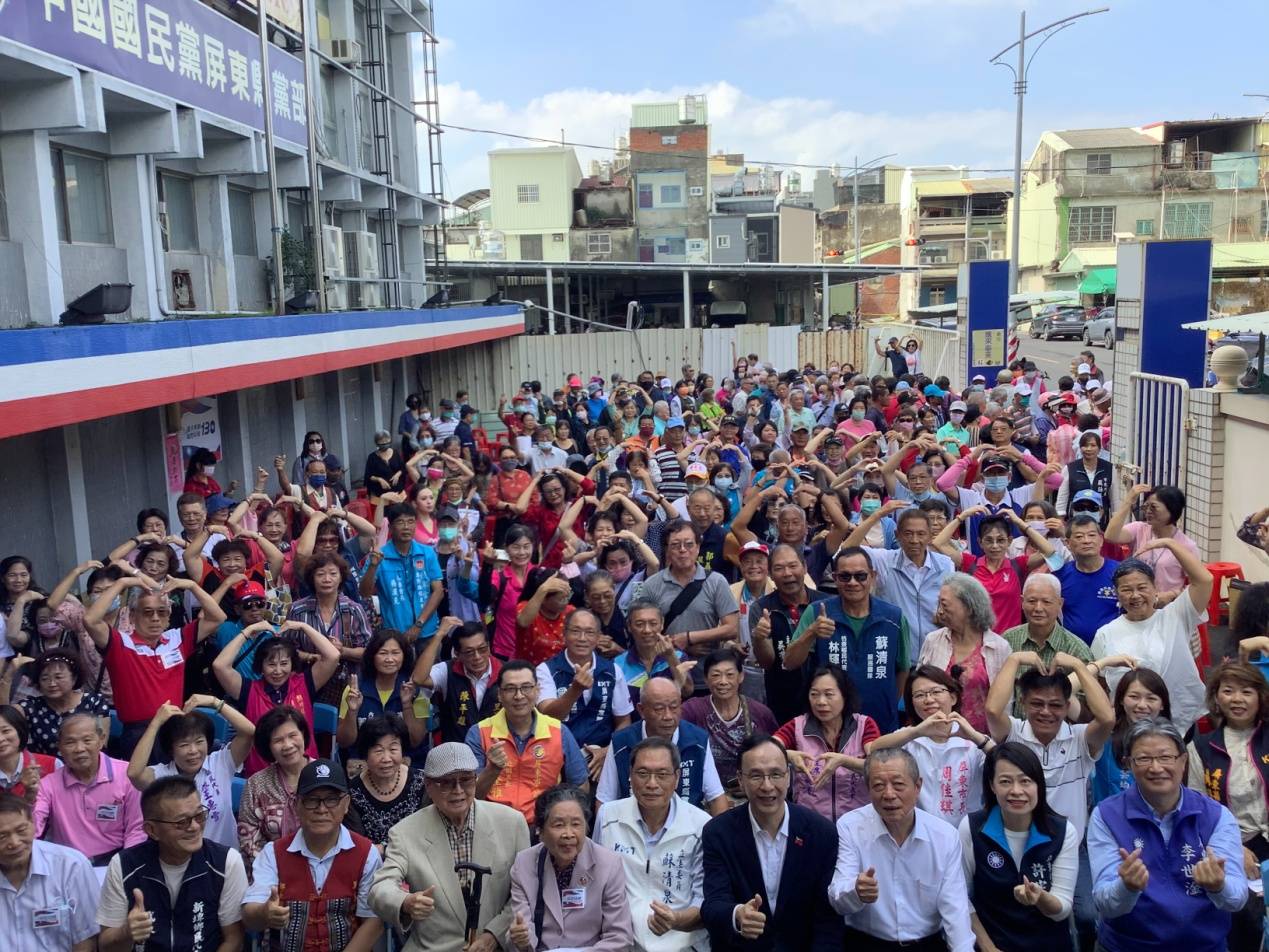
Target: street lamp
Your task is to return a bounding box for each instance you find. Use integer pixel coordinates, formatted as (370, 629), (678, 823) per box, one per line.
(850, 152), (898, 264)
(991, 7), (1110, 298)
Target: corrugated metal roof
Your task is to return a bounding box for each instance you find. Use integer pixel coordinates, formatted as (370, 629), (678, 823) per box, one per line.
(1182, 310), (1269, 333)
(1050, 128), (1157, 150)
(914, 177), (1013, 197)
(1057, 242), (1269, 275)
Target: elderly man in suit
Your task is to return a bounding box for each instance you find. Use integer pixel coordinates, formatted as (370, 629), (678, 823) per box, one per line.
(701, 734), (843, 952)
(369, 742), (530, 952)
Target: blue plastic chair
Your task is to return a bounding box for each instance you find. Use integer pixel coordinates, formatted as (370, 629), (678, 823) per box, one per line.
(109, 712), (123, 740)
(1255, 660), (1269, 684)
(232, 776), (245, 814)
(205, 710), (232, 748)
(312, 703), (340, 762)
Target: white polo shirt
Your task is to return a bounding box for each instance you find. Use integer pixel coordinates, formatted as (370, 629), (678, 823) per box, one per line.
(1006, 716), (1095, 838)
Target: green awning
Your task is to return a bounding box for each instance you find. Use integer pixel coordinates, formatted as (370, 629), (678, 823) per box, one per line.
(1079, 267), (1116, 295)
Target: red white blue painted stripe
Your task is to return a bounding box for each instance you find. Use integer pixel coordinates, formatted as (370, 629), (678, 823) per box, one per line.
(0, 305), (523, 438)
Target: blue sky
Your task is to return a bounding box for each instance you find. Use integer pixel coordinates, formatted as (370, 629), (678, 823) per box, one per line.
(430, 0), (1269, 198)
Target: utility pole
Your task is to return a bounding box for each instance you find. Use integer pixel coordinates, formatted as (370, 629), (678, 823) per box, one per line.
(257, 4), (287, 315)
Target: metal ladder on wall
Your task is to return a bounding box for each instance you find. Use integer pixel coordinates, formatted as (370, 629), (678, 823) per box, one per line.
(362, 0), (400, 307)
(416, 21), (448, 293)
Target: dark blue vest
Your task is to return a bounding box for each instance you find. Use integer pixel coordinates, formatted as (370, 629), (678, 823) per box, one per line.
(120, 839), (230, 952)
(611, 720), (709, 808)
(968, 806), (1071, 952)
(1096, 786), (1231, 952)
(812, 596), (906, 733)
(545, 651), (620, 747)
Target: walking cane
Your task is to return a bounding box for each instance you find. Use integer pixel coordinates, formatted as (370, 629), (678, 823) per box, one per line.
(455, 861), (494, 947)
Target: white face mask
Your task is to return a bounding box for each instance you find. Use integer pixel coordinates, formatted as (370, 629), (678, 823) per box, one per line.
(203, 465), (215, 477)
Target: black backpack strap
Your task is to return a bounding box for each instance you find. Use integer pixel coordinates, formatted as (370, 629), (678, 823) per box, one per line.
(662, 578), (706, 631)
(533, 847), (548, 948)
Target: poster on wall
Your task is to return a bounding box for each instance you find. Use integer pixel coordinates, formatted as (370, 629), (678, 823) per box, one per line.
(180, 397), (222, 470)
(164, 433), (184, 494)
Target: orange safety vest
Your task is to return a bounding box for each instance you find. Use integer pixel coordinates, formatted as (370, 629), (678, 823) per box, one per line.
(477, 710), (566, 824)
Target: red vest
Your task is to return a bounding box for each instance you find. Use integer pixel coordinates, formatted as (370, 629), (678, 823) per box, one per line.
(244, 674), (317, 777)
(271, 829), (373, 952)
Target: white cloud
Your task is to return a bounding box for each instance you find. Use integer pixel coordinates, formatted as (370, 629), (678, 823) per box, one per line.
(431, 78), (1027, 199)
(743, 0), (1024, 34)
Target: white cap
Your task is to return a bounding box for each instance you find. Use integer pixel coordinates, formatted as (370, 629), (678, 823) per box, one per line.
(1077, 363), (1092, 374)
(1014, 381), (1032, 395)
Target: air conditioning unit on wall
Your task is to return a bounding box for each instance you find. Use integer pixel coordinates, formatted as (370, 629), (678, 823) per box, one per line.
(329, 39), (362, 65)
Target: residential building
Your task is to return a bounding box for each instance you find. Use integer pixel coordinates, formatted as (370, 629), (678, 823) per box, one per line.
(0, 0), (523, 571)
(708, 161), (814, 264)
(488, 146), (583, 262)
(1017, 118), (1269, 308)
(629, 96), (710, 263)
(570, 163), (635, 262)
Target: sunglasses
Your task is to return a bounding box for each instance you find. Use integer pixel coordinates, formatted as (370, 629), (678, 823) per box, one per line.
(835, 571), (871, 583)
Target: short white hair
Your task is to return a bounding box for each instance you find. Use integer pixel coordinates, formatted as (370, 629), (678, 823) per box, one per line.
(1023, 573), (1062, 598)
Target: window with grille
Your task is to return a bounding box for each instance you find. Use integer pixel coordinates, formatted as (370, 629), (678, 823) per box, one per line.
(517, 184), (539, 203)
(1085, 153), (1111, 175)
(1135, 219), (1154, 237)
(638, 184), (653, 209)
(661, 135), (677, 145)
(519, 234), (543, 259)
(715, 234), (731, 249)
(659, 184), (682, 205)
(1163, 202), (1212, 239)
(586, 233), (611, 254)
(1068, 206), (1114, 244)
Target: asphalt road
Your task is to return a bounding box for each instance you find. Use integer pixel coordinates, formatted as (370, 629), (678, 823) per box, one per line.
(1014, 322), (1111, 384)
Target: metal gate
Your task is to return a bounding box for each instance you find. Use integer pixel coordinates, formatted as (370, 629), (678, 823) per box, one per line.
(1124, 372), (1191, 490)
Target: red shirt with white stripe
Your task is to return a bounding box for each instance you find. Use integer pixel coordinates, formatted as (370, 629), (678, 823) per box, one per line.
(103, 621), (198, 723)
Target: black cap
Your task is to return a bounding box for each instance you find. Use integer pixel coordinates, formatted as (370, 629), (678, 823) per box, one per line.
(436, 505), (461, 522)
(982, 455), (1012, 472)
(720, 415), (740, 428)
(297, 759), (348, 796)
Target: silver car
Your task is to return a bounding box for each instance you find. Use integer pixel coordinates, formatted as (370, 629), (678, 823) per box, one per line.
(1083, 306), (1115, 349)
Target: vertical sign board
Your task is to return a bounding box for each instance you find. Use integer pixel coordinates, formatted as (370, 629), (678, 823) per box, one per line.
(962, 260), (1010, 384)
(1138, 239), (1212, 387)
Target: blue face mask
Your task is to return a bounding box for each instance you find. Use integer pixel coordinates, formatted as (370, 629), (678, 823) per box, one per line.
(715, 476), (733, 490)
(860, 498), (881, 515)
(545, 415), (557, 426)
(438, 527), (459, 542)
(308, 475), (327, 488)
(688, 427), (701, 437)
(912, 490), (933, 501)
(421, 437), (434, 448)
(983, 475), (1008, 493)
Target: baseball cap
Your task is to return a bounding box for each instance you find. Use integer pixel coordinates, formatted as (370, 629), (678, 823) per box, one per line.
(894, 381), (912, 392)
(205, 493), (235, 515)
(1042, 391), (1064, 407)
(1072, 489), (1105, 508)
(971, 374), (987, 384)
(923, 384), (946, 399)
(739, 540), (770, 558)
(424, 742), (479, 778)
(297, 759), (348, 797)
(791, 420), (811, 432)
(436, 505), (461, 523)
(666, 416), (685, 429)
(686, 461), (709, 479)
(1014, 381), (1032, 396)
(567, 374), (582, 387)
(1077, 363), (1092, 374)
(949, 400), (967, 412)
(981, 455), (1012, 473)
(825, 435), (843, 447)
(720, 416), (740, 428)
(587, 381), (602, 395)
(233, 580), (268, 602)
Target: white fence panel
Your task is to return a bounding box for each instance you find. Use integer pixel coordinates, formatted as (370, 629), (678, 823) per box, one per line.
(1125, 372), (1190, 490)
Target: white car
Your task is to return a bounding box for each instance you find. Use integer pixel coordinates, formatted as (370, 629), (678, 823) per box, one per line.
(1083, 306), (1116, 349)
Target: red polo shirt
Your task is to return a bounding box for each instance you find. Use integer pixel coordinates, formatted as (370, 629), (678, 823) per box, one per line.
(959, 553), (1029, 631)
(104, 621), (199, 723)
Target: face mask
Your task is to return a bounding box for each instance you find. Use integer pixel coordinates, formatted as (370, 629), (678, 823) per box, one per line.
(536, 441), (553, 452)
(983, 475), (1008, 493)
(202, 465), (216, 477)
(308, 475), (327, 488)
(688, 426), (701, 437)
(752, 460), (766, 471)
(851, 409), (866, 422)
(1019, 397), (1030, 408)
(376, 443), (391, 452)
(912, 490), (933, 502)
(1025, 371), (1037, 381)
(715, 476), (733, 490)
(949, 412), (965, 423)
(421, 412), (432, 421)
(576, 412), (588, 422)
(500, 460), (518, 473)
(421, 437), (434, 448)
(545, 415), (557, 426)
(1076, 509), (1102, 523)
(1027, 520), (1047, 535)
(513, 403), (527, 413)
(860, 498), (881, 516)
(898, 421), (914, 432)
(443, 412), (455, 421)
(439, 527), (459, 542)
(427, 468), (444, 481)
(929, 465), (945, 479)
(37, 621), (62, 638)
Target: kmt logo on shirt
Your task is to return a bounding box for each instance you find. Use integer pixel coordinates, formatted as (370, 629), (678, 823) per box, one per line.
(986, 851), (1006, 869)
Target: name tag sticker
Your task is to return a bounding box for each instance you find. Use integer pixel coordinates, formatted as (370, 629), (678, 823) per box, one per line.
(96, 803), (120, 822)
(560, 887), (586, 910)
(33, 907), (63, 929)
(160, 651), (183, 669)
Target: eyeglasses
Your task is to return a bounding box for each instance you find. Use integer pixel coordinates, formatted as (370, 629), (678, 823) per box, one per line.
(1131, 754), (1181, 768)
(151, 807), (209, 829)
(240, 600), (267, 611)
(632, 769), (678, 783)
(139, 607), (171, 618)
(299, 794), (346, 811)
(458, 644), (490, 658)
(307, 439), (324, 446)
(911, 687), (950, 703)
(499, 684), (535, 696)
(428, 774), (477, 791)
(835, 571), (870, 583)
(742, 770), (788, 786)
(666, 540), (697, 551)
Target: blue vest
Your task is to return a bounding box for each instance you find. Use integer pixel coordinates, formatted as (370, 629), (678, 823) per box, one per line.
(967, 807), (1070, 952)
(545, 651), (620, 747)
(1096, 786), (1231, 952)
(120, 839), (230, 952)
(812, 596), (905, 733)
(611, 720), (708, 808)
(354, 674), (427, 759)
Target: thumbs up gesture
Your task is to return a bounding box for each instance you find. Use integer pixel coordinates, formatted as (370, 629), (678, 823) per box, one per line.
(572, 660), (594, 691)
(402, 884), (436, 922)
(265, 885), (291, 929)
(127, 889), (155, 942)
(812, 601), (835, 639)
(509, 911), (531, 950)
(855, 867), (879, 904)
(752, 609), (772, 641)
(735, 893), (767, 939)
(648, 899), (679, 935)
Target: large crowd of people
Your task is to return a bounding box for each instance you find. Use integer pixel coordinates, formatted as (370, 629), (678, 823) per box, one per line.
(4, 341), (1269, 951)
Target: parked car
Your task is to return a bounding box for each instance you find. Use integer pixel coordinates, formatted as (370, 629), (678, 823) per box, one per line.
(1083, 306), (1116, 349)
(1030, 304), (1086, 341)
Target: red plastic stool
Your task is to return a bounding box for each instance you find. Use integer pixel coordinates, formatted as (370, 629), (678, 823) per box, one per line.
(1196, 622), (1212, 672)
(1206, 562), (1246, 626)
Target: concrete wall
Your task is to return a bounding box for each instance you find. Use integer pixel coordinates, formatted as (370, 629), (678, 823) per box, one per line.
(0, 241), (30, 327)
(709, 215), (746, 264)
(778, 205), (816, 263)
(568, 227), (636, 262)
(60, 244), (133, 319)
(490, 149), (582, 234)
(234, 255), (269, 311)
(818, 205), (902, 256)
(164, 252), (213, 311)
